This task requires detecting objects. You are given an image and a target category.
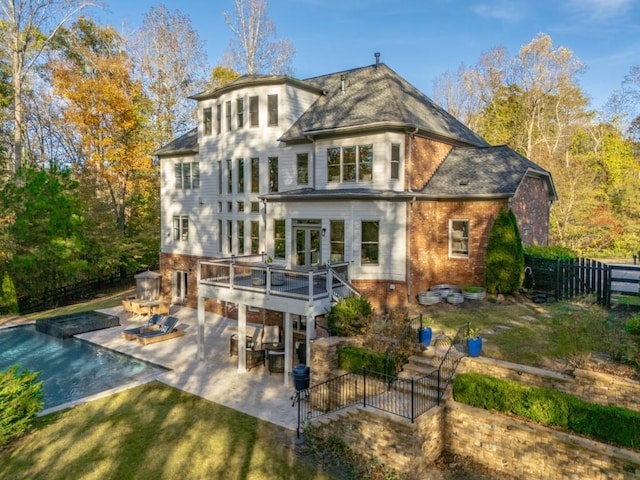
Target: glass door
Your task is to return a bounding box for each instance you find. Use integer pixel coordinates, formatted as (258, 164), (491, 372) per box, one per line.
(173, 270), (188, 303)
(294, 227), (321, 268)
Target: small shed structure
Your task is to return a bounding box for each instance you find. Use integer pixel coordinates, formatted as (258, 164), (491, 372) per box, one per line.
(134, 270), (162, 300)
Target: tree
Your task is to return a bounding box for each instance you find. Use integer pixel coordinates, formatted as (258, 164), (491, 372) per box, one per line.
(0, 0), (94, 172)
(135, 4), (209, 148)
(223, 0), (295, 75)
(49, 18), (158, 273)
(209, 65), (240, 89)
(0, 165), (86, 297)
(485, 209), (524, 294)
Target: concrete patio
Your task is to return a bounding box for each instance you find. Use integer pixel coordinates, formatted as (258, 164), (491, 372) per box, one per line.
(74, 305), (301, 431)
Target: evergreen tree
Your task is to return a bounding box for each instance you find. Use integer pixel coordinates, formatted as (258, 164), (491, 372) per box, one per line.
(485, 209), (524, 294)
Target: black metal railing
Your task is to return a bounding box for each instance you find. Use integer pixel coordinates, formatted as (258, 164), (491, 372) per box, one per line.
(293, 323), (469, 437)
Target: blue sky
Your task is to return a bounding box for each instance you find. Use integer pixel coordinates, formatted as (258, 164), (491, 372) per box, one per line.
(95, 0), (640, 111)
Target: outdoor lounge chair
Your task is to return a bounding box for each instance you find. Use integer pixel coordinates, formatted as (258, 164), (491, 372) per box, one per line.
(136, 316), (184, 345)
(120, 314), (164, 341)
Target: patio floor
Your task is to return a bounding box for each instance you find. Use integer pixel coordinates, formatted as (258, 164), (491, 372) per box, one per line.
(74, 305), (300, 431)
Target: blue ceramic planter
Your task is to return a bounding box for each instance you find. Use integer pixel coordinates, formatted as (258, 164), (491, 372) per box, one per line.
(467, 337), (482, 357)
(419, 327), (432, 347)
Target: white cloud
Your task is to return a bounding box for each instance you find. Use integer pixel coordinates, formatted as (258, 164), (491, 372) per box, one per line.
(567, 0), (633, 20)
(471, 1), (525, 22)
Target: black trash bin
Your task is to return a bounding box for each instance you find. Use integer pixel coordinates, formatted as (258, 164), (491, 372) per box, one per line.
(292, 364), (310, 391)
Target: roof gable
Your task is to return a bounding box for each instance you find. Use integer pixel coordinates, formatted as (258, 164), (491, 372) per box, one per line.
(153, 128), (198, 157)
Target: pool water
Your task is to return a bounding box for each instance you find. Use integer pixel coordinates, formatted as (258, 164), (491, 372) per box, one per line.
(0, 325), (166, 409)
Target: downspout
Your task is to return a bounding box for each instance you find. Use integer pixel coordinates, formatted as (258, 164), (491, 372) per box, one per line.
(406, 128), (418, 303)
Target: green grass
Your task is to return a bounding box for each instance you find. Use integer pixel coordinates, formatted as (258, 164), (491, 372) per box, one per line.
(0, 382), (338, 480)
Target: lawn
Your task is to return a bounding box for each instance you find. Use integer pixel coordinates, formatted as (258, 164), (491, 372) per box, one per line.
(0, 381), (340, 480)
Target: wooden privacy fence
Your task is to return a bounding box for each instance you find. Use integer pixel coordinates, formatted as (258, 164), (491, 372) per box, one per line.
(524, 255), (640, 306)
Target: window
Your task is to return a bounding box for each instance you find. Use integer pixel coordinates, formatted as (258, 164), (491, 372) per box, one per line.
(250, 201), (260, 212)
(217, 219), (222, 253)
(225, 101), (231, 131)
(251, 158), (259, 193)
(268, 157), (278, 192)
(297, 153), (309, 185)
(173, 216), (189, 241)
(391, 144), (400, 180)
(359, 145), (373, 181)
(227, 159), (232, 194)
(237, 98), (244, 128)
(327, 147), (340, 182)
(274, 219), (285, 260)
(450, 219), (469, 257)
(267, 94), (278, 126)
(203, 107), (212, 136)
(330, 220), (344, 262)
(216, 104), (222, 134)
(327, 145), (373, 183)
(249, 96), (259, 127)
(237, 202), (245, 212)
(227, 201), (233, 213)
(343, 146), (356, 182)
(238, 159), (244, 193)
(227, 220), (233, 254)
(251, 221), (260, 254)
(218, 161), (222, 194)
(238, 221), (245, 254)
(218, 202), (222, 213)
(361, 221), (379, 265)
(174, 162), (199, 189)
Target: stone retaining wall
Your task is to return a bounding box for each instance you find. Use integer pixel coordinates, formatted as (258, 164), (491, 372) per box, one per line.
(458, 356), (640, 412)
(308, 352), (640, 478)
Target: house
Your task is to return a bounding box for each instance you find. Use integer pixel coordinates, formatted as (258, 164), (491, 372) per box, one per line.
(154, 57), (557, 382)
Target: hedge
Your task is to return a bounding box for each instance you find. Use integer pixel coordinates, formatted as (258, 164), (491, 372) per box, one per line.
(337, 345), (397, 376)
(0, 365), (44, 446)
(453, 372), (640, 450)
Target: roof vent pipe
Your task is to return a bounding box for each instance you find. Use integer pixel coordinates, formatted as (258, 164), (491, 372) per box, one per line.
(375, 52), (380, 69)
(340, 74), (346, 94)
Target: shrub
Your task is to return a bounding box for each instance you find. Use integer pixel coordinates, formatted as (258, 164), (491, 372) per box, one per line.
(327, 296), (373, 337)
(625, 314), (640, 336)
(0, 365), (44, 446)
(337, 345), (397, 376)
(0, 272), (19, 315)
(453, 372), (640, 450)
(485, 209), (524, 294)
(524, 245), (577, 260)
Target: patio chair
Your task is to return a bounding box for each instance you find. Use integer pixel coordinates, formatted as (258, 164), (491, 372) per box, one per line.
(121, 299), (134, 315)
(246, 327), (266, 370)
(121, 314), (164, 340)
(136, 316), (184, 345)
(261, 324), (281, 347)
(151, 301), (171, 316)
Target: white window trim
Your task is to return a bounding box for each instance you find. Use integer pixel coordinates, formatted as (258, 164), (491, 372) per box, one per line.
(449, 219), (469, 258)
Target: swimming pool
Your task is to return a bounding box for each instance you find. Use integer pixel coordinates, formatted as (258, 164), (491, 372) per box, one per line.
(0, 324), (167, 410)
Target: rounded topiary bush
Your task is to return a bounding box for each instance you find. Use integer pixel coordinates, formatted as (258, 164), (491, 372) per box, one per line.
(327, 296), (373, 337)
(0, 365), (44, 446)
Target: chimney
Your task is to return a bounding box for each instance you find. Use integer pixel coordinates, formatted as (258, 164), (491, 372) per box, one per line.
(375, 52), (380, 69)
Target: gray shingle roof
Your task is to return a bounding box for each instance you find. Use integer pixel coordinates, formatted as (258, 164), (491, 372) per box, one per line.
(153, 128), (198, 156)
(280, 64), (488, 147)
(422, 145), (556, 199)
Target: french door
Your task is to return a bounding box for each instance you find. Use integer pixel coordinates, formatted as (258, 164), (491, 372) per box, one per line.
(294, 226), (321, 268)
(173, 270), (188, 303)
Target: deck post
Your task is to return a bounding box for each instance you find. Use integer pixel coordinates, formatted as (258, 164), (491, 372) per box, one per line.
(238, 304), (247, 373)
(197, 294), (205, 361)
(284, 311), (292, 387)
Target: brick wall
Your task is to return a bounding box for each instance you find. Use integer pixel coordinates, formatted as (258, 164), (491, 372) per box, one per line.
(351, 279), (407, 311)
(510, 174), (551, 246)
(409, 199), (506, 297)
(408, 135), (452, 190)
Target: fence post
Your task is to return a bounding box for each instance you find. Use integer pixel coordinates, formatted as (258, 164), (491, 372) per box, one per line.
(363, 369), (367, 408)
(411, 378), (415, 422)
(437, 368), (441, 406)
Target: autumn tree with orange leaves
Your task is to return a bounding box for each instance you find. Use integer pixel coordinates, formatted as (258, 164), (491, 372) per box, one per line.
(48, 18), (158, 270)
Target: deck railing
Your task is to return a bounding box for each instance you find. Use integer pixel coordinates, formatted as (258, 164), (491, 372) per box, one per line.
(199, 257), (352, 303)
